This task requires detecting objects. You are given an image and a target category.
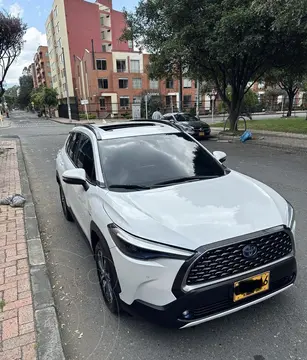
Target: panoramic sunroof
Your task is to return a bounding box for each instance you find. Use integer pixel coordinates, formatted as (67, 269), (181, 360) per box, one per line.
(99, 123), (157, 131)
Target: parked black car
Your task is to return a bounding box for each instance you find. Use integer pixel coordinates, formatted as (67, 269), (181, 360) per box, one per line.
(162, 112), (211, 139)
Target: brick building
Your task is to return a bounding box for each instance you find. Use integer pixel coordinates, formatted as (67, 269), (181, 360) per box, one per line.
(45, 0), (133, 103)
(74, 49), (202, 116)
(45, 0), (206, 118)
(32, 46), (52, 88)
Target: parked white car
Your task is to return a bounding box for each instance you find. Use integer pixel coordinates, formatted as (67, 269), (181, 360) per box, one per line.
(56, 120), (297, 329)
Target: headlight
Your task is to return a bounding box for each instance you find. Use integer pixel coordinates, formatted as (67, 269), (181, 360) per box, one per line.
(180, 125), (194, 133)
(108, 224), (195, 260)
(287, 201), (295, 229)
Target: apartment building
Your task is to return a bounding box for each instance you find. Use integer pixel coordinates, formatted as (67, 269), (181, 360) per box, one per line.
(45, 0), (133, 102)
(74, 49), (200, 115)
(32, 46), (52, 88)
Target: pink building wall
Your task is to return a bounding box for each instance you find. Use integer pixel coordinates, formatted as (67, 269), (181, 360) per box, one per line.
(64, 0), (131, 75)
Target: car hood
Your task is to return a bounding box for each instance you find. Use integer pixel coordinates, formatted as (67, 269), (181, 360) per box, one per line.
(103, 171), (289, 251)
(180, 120), (209, 129)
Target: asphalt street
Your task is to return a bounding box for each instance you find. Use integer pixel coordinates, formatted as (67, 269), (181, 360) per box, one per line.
(1, 111), (306, 360)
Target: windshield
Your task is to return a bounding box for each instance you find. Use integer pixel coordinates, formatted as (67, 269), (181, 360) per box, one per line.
(98, 133), (225, 190)
(175, 113), (198, 122)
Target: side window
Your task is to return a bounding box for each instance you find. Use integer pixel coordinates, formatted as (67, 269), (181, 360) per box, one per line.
(75, 134), (96, 183)
(65, 133), (74, 155)
(66, 132), (81, 164)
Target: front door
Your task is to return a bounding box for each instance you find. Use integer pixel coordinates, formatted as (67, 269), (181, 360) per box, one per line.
(72, 134), (97, 239)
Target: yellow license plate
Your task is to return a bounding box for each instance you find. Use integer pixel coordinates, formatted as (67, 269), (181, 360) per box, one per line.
(233, 271), (270, 302)
(199, 131), (204, 136)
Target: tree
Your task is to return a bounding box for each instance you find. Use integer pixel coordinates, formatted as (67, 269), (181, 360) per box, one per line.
(265, 69), (307, 117)
(44, 87), (58, 117)
(31, 86), (58, 117)
(0, 12), (27, 97)
(18, 75), (33, 109)
(2, 85), (19, 109)
(123, 0), (307, 130)
(121, 5), (191, 112)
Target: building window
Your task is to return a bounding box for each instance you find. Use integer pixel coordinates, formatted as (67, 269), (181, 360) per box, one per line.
(116, 60), (126, 73)
(130, 60), (140, 73)
(100, 98), (106, 109)
(119, 78), (128, 89)
(98, 78), (108, 89)
(101, 31), (105, 40)
(183, 95), (192, 107)
(100, 16), (104, 25)
(102, 45), (107, 52)
(120, 97), (129, 108)
(56, 22), (60, 33)
(132, 78), (142, 89)
(53, 5), (58, 17)
(133, 96), (141, 103)
(128, 40), (133, 49)
(58, 38), (62, 49)
(183, 79), (192, 88)
(96, 59), (107, 70)
(59, 53), (64, 63)
(165, 95), (172, 106)
(166, 79), (173, 89)
(150, 79), (159, 89)
(52, 75), (57, 83)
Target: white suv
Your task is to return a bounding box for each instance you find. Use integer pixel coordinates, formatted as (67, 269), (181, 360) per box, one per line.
(56, 120), (297, 329)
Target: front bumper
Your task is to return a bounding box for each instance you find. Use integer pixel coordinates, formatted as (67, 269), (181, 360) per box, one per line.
(121, 256), (297, 329)
(193, 129), (211, 139)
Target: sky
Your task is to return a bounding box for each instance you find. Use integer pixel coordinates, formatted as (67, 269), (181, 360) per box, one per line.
(3, 0), (137, 87)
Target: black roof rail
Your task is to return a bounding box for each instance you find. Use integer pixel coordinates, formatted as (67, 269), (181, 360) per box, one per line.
(77, 124), (102, 140)
(130, 119), (183, 132)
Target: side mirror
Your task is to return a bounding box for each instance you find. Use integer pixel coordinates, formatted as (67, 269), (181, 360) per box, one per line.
(62, 168), (89, 191)
(213, 151), (227, 163)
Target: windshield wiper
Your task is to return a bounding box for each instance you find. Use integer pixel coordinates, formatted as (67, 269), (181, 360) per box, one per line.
(108, 184), (152, 190)
(154, 175), (219, 186)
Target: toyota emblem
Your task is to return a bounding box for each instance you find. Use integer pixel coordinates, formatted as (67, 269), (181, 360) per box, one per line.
(242, 244), (258, 259)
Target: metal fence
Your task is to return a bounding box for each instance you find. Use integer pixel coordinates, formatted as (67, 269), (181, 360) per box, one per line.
(62, 94), (307, 120)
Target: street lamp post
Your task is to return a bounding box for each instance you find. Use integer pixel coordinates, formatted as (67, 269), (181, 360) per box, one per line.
(61, 47), (72, 121)
(210, 90), (217, 123)
(196, 79), (200, 118)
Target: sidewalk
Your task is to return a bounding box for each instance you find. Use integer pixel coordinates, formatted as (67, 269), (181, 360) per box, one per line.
(51, 117), (118, 125)
(0, 120), (11, 129)
(211, 127), (307, 150)
(0, 141), (65, 360)
(0, 141), (36, 359)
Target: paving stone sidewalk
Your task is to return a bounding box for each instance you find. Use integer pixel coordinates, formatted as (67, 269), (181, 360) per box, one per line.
(0, 141), (36, 360)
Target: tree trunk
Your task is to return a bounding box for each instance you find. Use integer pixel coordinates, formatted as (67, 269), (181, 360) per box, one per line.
(286, 91), (295, 117)
(227, 87), (244, 132)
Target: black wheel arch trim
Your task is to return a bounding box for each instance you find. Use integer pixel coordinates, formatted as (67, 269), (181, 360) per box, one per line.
(90, 220), (122, 293)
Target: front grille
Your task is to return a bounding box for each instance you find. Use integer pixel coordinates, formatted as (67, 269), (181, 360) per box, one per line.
(186, 231), (293, 286)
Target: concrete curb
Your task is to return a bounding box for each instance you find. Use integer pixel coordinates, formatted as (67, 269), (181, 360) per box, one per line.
(50, 118), (95, 125)
(16, 139), (65, 360)
(215, 134), (307, 151)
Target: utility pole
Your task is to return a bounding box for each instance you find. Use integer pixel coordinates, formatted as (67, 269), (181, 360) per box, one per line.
(196, 79), (200, 118)
(62, 47), (72, 121)
(178, 59), (183, 112)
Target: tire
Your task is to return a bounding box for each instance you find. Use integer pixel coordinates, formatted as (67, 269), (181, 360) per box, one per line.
(94, 240), (121, 314)
(59, 185), (74, 222)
